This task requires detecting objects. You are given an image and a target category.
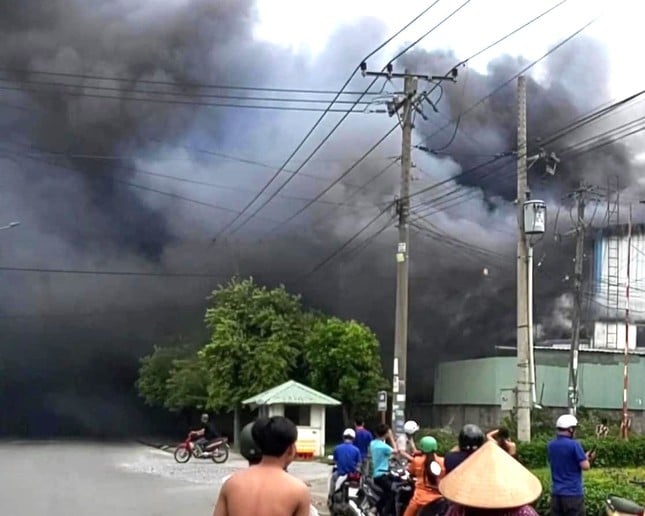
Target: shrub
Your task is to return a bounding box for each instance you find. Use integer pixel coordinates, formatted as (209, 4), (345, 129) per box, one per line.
(518, 436), (645, 469)
(532, 467), (645, 515)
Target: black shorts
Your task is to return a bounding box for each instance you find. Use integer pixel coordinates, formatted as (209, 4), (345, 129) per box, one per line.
(551, 495), (585, 516)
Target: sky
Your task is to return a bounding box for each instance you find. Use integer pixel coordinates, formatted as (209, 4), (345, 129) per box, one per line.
(254, 0), (642, 99)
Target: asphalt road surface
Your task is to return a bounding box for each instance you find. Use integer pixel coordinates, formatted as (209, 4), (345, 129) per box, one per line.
(0, 441), (330, 515)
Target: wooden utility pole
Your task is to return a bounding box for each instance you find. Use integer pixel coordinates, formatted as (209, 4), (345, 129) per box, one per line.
(567, 187), (585, 415)
(516, 76), (531, 442)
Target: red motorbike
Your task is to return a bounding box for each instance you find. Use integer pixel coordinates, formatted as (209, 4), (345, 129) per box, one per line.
(173, 433), (229, 464)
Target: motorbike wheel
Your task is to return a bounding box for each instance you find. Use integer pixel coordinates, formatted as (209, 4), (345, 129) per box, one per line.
(174, 445), (192, 464)
(211, 444), (230, 464)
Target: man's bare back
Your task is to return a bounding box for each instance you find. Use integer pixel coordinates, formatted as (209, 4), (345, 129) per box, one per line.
(214, 463), (311, 516)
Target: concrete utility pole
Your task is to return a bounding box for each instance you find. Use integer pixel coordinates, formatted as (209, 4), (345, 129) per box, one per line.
(567, 186), (586, 415)
(361, 62), (455, 437)
(516, 75), (531, 443)
(391, 73), (416, 438)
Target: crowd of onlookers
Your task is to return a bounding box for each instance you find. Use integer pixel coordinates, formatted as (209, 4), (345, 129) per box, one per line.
(209, 413), (595, 516)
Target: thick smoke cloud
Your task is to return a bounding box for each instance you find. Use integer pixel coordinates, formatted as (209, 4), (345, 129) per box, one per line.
(0, 0), (639, 436)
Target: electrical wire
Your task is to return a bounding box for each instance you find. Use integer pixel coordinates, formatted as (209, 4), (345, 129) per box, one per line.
(0, 67), (403, 96)
(3, 142), (374, 209)
(0, 77), (380, 104)
(0, 265), (231, 278)
(0, 84), (366, 113)
(224, 0), (474, 237)
(212, 0), (447, 239)
(419, 15), (600, 149)
(295, 203), (395, 282)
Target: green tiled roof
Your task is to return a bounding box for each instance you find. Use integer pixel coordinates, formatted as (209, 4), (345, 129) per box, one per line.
(242, 380), (341, 407)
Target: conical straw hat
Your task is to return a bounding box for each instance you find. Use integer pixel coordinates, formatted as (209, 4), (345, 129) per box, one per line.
(439, 441), (542, 509)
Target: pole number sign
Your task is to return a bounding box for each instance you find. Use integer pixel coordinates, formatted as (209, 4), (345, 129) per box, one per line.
(377, 391), (387, 412)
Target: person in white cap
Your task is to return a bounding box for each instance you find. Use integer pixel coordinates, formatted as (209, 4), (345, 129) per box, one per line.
(397, 420), (420, 461)
(440, 440), (542, 516)
(547, 414), (594, 516)
(333, 428), (361, 476)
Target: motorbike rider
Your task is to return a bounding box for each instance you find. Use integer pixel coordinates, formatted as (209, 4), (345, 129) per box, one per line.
(547, 414), (594, 516)
(403, 436), (447, 516)
(190, 413), (221, 453)
(444, 424), (485, 474)
(328, 429), (361, 510)
(397, 420), (420, 461)
(370, 423), (396, 515)
(487, 427), (517, 457)
(440, 440), (542, 516)
(213, 416), (311, 516)
(333, 428), (361, 475)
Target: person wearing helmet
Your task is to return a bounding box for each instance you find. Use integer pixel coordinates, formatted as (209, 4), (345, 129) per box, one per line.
(213, 416), (313, 516)
(397, 420), (420, 461)
(403, 435), (447, 516)
(327, 428), (362, 508)
(190, 413), (221, 454)
(547, 414), (594, 516)
(444, 423), (485, 474)
(333, 428), (361, 476)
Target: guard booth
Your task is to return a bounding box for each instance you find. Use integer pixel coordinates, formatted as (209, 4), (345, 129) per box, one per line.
(243, 380), (341, 459)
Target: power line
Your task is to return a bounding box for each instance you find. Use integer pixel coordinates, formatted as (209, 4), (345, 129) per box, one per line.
(419, 15), (600, 149)
(0, 265), (230, 278)
(3, 143), (374, 208)
(0, 67), (396, 95)
(0, 77), (381, 104)
(266, 124), (400, 233)
(296, 204), (395, 281)
(221, 0), (468, 238)
(0, 84), (365, 113)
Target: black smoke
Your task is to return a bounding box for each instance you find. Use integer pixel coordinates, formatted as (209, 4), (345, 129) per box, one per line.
(0, 1), (641, 436)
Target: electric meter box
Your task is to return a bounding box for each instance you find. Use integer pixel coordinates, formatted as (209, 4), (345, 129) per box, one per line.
(523, 200), (546, 235)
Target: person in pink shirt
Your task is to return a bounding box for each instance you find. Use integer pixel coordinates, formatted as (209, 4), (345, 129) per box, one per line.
(439, 441), (542, 516)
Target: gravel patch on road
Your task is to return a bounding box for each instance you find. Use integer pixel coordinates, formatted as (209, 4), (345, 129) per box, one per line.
(118, 447), (245, 485)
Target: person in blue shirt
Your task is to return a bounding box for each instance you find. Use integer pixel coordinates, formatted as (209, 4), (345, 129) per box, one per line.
(353, 417), (373, 474)
(333, 428), (362, 475)
(547, 414), (595, 516)
(370, 423), (395, 515)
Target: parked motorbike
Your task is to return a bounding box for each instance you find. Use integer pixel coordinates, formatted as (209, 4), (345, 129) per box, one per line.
(605, 495), (644, 515)
(173, 433), (229, 464)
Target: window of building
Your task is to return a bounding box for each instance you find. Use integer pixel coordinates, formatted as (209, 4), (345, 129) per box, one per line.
(283, 405), (311, 426)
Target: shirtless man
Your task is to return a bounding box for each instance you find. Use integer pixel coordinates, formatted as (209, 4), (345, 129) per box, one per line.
(213, 416), (311, 516)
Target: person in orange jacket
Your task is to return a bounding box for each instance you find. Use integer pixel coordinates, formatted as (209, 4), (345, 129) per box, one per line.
(403, 436), (447, 516)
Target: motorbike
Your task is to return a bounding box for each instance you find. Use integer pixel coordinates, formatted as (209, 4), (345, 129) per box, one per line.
(327, 468), (363, 516)
(173, 433), (229, 464)
(605, 495), (644, 516)
(357, 457), (415, 516)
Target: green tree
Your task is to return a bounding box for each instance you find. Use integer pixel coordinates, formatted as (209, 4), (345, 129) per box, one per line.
(164, 355), (209, 411)
(304, 317), (387, 424)
(200, 277), (308, 416)
(136, 340), (194, 407)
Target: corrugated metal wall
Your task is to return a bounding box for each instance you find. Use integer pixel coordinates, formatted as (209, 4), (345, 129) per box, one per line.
(434, 350), (645, 410)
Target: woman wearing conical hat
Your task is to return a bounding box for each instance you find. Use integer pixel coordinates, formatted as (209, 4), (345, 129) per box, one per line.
(440, 441), (542, 516)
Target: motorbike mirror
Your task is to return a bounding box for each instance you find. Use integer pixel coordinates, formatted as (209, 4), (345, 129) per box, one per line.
(430, 461), (442, 476)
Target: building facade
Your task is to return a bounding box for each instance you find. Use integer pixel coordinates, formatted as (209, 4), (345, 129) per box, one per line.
(430, 348), (645, 431)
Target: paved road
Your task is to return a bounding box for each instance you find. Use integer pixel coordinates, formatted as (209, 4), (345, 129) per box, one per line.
(0, 441), (331, 515)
